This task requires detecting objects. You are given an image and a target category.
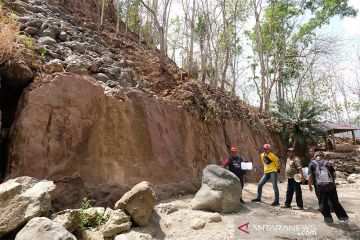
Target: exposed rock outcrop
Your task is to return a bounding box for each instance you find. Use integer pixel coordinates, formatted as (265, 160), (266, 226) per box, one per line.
(6, 74), (284, 208)
(2, 0), (285, 210)
(191, 165), (242, 213)
(0, 176), (56, 237)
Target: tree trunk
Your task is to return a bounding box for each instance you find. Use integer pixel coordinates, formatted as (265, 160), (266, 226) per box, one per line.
(188, 0), (196, 77)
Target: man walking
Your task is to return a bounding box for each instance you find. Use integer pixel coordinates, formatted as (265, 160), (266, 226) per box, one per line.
(251, 144), (280, 206)
(222, 146), (246, 203)
(281, 148), (304, 210)
(308, 151), (349, 223)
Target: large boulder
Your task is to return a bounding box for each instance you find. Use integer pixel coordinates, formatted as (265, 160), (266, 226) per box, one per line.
(191, 165), (242, 213)
(101, 209), (132, 238)
(114, 181), (156, 227)
(0, 176), (56, 237)
(15, 217), (76, 240)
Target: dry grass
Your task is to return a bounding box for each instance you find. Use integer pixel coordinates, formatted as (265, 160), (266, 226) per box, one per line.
(0, 4), (19, 65)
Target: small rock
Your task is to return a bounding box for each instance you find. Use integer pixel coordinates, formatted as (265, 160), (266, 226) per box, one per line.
(107, 80), (117, 88)
(206, 212), (222, 223)
(347, 173), (359, 183)
(15, 217), (76, 240)
(43, 59), (64, 74)
(101, 210), (131, 238)
(93, 73), (111, 83)
(38, 36), (57, 47)
(114, 231), (153, 240)
(191, 218), (206, 230)
(82, 230), (104, 240)
(24, 26), (38, 35)
(155, 203), (178, 215)
(58, 31), (68, 42)
(335, 171), (346, 179)
(83, 207), (105, 222)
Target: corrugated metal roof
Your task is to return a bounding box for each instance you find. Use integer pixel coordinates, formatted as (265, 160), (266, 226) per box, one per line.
(312, 122), (359, 134)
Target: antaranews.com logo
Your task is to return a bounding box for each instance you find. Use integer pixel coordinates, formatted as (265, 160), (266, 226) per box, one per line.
(238, 222), (317, 236)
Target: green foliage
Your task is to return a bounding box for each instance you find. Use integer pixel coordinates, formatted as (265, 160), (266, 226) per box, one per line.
(39, 48), (46, 61)
(204, 99), (220, 123)
(21, 34), (34, 56)
(73, 197), (107, 235)
(271, 100), (327, 153)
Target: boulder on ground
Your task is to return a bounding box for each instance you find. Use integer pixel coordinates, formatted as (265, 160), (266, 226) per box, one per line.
(114, 181), (156, 227)
(0, 176), (56, 237)
(101, 209), (131, 238)
(15, 217), (76, 240)
(191, 164), (242, 213)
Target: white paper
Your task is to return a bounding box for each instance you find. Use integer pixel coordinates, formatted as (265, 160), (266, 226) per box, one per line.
(241, 162), (253, 170)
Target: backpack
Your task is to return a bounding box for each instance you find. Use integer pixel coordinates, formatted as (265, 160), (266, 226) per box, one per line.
(314, 160), (335, 192)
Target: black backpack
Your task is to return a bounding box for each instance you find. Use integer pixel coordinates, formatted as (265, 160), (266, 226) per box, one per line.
(314, 160), (335, 192)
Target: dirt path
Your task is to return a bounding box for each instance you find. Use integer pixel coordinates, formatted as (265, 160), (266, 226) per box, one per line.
(133, 181), (360, 240)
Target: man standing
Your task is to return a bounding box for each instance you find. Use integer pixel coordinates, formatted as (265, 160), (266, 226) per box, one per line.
(308, 151), (349, 223)
(251, 144), (280, 206)
(222, 146), (246, 203)
(281, 148), (304, 210)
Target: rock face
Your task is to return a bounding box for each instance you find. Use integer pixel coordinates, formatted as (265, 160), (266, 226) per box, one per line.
(15, 217), (76, 240)
(115, 181), (156, 227)
(0, 176), (56, 237)
(5, 74), (284, 208)
(191, 165), (242, 213)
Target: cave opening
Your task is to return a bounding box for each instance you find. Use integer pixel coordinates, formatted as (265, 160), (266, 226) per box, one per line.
(0, 83), (24, 182)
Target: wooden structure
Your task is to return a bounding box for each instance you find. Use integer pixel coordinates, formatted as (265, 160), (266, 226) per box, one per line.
(312, 122), (359, 150)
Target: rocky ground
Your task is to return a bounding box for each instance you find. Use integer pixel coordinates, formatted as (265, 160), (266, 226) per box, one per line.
(142, 180), (360, 240)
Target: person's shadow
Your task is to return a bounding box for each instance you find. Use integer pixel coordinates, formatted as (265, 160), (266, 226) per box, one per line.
(327, 221), (360, 239)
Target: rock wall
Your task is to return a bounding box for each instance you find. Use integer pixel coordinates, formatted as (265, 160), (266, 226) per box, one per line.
(6, 74), (285, 208)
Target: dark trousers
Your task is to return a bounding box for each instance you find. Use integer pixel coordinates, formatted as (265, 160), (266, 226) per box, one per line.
(285, 178), (303, 207)
(315, 184), (333, 210)
(319, 188), (348, 220)
(237, 174), (244, 188)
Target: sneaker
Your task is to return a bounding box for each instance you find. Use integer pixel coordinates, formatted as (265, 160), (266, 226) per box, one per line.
(251, 198), (261, 202)
(240, 198), (245, 204)
(280, 205), (291, 208)
(292, 206), (304, 210)
(271, 201), (280, 206)
(324, 217), (334, 223)
(338, 217), (349, 222)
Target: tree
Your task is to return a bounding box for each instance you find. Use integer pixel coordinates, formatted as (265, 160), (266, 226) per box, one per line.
(272, 100), (326, 156)
(249, 0), (357, 113)
(139, 0), (172, 71)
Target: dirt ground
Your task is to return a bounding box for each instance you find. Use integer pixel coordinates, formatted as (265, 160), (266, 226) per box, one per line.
(132, 180), (360, 240)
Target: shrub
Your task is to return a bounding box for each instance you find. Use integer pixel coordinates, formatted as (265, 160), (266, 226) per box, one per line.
(0, 4), (19, 64)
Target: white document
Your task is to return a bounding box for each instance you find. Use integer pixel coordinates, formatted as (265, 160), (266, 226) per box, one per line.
(241, 162), (253, 170)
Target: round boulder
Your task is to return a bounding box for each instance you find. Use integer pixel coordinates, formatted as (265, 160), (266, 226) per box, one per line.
(114, 181), (156, 227)
(191, 164), (242, 213)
